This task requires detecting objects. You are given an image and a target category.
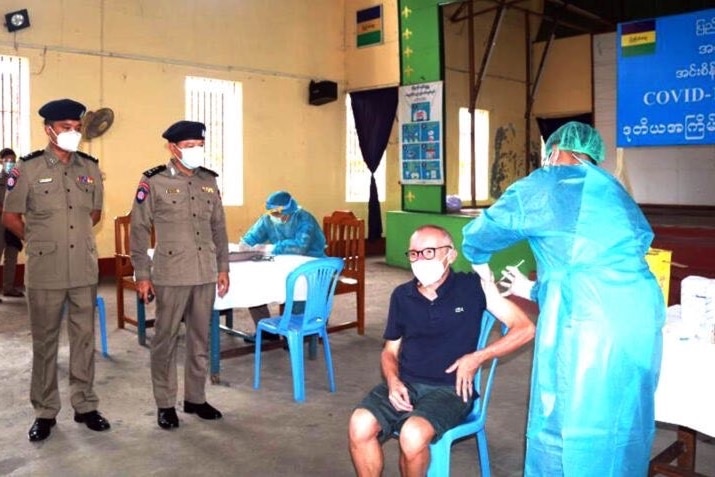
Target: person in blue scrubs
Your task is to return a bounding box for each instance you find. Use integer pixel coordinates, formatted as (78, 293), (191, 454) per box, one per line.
(239, 191), (326, 336)
(462, 122), (664, 476)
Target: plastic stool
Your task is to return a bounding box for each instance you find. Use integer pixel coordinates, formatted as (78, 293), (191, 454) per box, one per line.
(96, 296), (109, 357)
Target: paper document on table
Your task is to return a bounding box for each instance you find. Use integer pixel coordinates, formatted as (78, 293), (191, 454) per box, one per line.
(228, 251), (273, 262)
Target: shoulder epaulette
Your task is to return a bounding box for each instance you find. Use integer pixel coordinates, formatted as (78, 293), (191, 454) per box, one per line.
(198, 166), (218, 177)
(20, 150), (43, 162)
(143, 165), (167, 177)
(76, 151), (99, 163)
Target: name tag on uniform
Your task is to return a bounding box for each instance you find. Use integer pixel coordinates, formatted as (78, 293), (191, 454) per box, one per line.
(38, 177), (53, 183)
(202, 186), (215, 194)
(77, 175), (94, 184)
(166, 188), (181, 194)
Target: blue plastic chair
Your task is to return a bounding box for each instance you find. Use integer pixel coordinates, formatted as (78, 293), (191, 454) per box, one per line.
(96, 296), (109, 357)
(253, 257), (345, 403)
(425, 311), (506, 477)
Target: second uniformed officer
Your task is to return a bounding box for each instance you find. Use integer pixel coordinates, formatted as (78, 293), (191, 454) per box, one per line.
(2, 98), (110, 442)
(130, 120), (230, 430)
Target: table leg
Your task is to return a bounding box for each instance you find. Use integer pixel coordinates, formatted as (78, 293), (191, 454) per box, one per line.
(675, 427), (696, 470)
(137, 295), (147, 346)
(210, 310), (221, 383)
(648, 426), (707, 477)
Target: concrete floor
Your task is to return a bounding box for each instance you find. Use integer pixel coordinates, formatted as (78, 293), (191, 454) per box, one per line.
(0, 257), (713, 476)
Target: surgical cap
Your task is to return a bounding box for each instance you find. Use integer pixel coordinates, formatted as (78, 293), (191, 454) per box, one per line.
(545, 121), (606, 163)
(266, 191), (298, 215)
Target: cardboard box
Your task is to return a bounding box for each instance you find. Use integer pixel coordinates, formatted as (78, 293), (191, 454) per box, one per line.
(646, 248), (673, 305)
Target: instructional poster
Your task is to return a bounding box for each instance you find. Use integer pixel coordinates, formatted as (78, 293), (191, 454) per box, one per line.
(398, 81), (444, 184)
(617, 8), (715, 147)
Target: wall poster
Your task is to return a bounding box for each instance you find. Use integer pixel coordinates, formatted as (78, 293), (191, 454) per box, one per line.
(398, 81), (444, 184)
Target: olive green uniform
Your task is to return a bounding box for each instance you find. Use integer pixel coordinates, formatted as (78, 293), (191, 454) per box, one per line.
(0, 170), (20, 291)
(130, 162), (229, 408)
(3, 147), (103, 419)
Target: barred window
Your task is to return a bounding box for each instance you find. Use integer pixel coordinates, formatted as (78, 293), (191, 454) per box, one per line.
(458, 107), (489, 202)
(185, 76), (243, 206)
(0, 55), (30, 155)
(345, 95), (386, 203)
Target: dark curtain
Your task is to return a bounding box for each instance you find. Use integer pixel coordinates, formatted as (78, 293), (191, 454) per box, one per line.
(536, 112), (593, 142)
(350, 87), (398, 241)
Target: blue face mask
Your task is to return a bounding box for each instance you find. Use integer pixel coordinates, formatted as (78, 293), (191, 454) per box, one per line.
(3, 161), (15, 174)
(270, 215), (283, 225)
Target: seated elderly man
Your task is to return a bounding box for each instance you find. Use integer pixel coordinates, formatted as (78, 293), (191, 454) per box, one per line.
(238, 190), (326, 338)
(348, 225), (534, 477)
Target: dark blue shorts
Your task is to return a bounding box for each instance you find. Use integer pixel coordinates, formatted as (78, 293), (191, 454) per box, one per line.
(356, 381), (474, 443)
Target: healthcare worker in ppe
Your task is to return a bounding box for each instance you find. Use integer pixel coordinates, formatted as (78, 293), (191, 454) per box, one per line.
(238, 191), (327, 337)
(462, 121), (664, 476)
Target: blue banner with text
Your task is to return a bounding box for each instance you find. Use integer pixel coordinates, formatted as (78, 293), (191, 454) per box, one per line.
(617, 9), (715, 147)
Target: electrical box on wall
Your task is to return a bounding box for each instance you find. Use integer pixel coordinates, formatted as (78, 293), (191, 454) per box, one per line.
(309, 80), (337, 105)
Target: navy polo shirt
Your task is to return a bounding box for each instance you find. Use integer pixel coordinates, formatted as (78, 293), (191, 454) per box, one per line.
(384, 270), (487, 386)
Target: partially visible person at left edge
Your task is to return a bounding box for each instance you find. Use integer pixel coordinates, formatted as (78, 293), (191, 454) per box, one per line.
(130, 120), (230, 430)
(1, 98), (110, 442)
(0, 147), (23, 298)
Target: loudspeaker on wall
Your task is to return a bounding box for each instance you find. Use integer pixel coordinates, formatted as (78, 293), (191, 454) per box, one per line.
(309, 80), (338, 106)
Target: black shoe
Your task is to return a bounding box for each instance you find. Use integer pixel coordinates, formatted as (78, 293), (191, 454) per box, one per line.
(184, 401), (222, 420)
(243, 332), (281, 343)
(3, 289), (24, 297)
(28, 418), (56, 442)
(157, 407), (179, 429)
(74, 410), (111, 432)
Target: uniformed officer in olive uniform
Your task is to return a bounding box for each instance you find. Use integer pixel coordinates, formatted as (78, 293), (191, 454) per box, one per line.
(2, 98), (110, 442)
(130, 120), (230, 430)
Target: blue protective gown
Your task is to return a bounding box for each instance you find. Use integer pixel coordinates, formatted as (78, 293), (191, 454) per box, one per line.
(462, 162), (664, 476)
(242, 208), (326, 257)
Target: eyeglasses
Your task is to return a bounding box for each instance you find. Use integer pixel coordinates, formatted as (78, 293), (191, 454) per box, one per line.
(405, 245), (452, 262)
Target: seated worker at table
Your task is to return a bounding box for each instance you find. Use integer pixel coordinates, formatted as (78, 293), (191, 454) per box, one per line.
(238, 190), (326, 338)
(348, 225), (535, 477)
(130, 120), (230, 430)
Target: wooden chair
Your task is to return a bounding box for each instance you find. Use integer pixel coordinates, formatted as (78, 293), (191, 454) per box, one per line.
(114, 213), (155, 345)
(323, 210), (365, 335)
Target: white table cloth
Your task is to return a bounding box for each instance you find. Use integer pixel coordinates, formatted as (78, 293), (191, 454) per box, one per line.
(654, 305), (715, 437)
(214, 254), (314, 309)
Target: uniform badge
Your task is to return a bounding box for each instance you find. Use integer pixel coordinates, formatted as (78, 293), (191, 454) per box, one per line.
(201, 186), (215, 194)
(39, 177), (53, 183)
(166, 188), (181, 194)
(6, 168), (20, 191)
(78, 175), (95, 185)
(136, 181), (150, 203)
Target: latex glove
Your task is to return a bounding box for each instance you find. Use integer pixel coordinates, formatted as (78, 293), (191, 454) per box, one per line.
(472, 263), (494, 282)
(236, 241), (252, 252)
(498, 265), (535, 300)
(254, 243), (275, 253)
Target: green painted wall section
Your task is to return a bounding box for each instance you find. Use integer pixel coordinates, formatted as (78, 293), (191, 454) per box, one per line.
(403, 184), (443, 213)
(398, 0), (444, 84)
(386, 210), (536, 276)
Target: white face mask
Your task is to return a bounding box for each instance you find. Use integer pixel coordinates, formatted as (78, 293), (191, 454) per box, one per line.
(269, 215), (284, 225)
(52, 130), (82, 152)
(178, 146), (204, 169)
(411, 255), (448, 287)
